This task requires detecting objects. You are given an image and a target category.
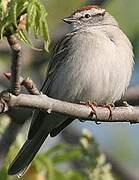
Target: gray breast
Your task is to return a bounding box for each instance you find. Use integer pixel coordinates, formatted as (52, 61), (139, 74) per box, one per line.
(48, 26), (134, 104)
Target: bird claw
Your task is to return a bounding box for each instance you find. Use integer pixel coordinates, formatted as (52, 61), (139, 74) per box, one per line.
(80, 101), (98, 120)
(98, 104), (114, 120)
(80, 101), (114, 121)
(95, 121), (101, 125)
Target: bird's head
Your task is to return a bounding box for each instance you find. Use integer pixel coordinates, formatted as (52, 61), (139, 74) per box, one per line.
(63, 5), (118, 30)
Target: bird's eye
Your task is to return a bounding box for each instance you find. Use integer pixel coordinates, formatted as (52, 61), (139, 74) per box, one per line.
(84, 14), (91, 18)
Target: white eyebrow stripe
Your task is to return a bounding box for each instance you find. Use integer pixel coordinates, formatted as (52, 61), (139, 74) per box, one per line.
(85, 8), (105, 15)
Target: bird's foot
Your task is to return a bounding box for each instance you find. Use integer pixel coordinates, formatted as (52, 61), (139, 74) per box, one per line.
(80, 101), (101, 124)
(98, 103), (115, 120)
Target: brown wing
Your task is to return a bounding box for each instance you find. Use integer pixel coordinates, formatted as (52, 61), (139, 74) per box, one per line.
(41, 33), (73, 94)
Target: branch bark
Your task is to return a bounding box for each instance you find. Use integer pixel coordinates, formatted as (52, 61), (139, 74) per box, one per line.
(4, 73), (40, 95)
(6, 35), (22, 95)
(0, 92), (139, 123)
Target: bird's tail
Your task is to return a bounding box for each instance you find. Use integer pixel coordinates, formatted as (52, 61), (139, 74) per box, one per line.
(8, 122), (49, 176)
(8, 111), (67, 176)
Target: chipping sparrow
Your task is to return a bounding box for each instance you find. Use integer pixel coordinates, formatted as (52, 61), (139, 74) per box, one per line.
(8, 5), (134, 175)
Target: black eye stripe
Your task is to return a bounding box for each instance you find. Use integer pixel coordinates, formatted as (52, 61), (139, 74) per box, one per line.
(78, 12), (104, 20)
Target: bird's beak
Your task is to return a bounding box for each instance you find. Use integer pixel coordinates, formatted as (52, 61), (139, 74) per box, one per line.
(62, 16), (76, 24)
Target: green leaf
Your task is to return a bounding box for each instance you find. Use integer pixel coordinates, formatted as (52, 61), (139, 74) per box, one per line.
(43, 21), (50, 51)
(0, 0), (6, 20)
(0, 24), (6, 39)
(34, 10), (41, 38)
(0, 0), (50, 51)
(8, 0), (18, 27)
(27, 2), (37, 30)
(16, 0), (29, 17)
(17, 29), (41, 51)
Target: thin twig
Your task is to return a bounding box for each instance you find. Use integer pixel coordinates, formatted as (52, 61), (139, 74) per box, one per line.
(22, 77), (40, 95)
(4, 73), (40, 95)
(6, 35), (22, 95)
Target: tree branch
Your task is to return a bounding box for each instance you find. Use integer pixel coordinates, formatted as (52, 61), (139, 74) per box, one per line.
(4, 73), (40, 95)
(0, 92), (139, 123)
(6, 35), (22, 95)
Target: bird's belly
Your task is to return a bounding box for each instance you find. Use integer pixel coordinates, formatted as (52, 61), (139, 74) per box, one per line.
(49, 34), (132, 105)
(49, 56), (129, 105)
(67, 67), (124, 104)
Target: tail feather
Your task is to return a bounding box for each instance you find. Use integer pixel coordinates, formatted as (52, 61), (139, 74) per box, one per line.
(8, 124), (49, 175)
(50, 118), (73, 137)
(8, 112), (67, 176)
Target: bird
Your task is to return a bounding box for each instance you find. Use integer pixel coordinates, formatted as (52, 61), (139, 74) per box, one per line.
(8, 5), (134, 176)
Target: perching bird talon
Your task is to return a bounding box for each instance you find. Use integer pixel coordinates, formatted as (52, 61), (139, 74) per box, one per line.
(99, 104), (114, 120)
(95, 120), (101, 125)
(80, 101), (98, 119)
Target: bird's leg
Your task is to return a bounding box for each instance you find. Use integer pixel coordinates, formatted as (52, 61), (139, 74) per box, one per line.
(80, 101), (101, 124)
(98, 103), (115, 120)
